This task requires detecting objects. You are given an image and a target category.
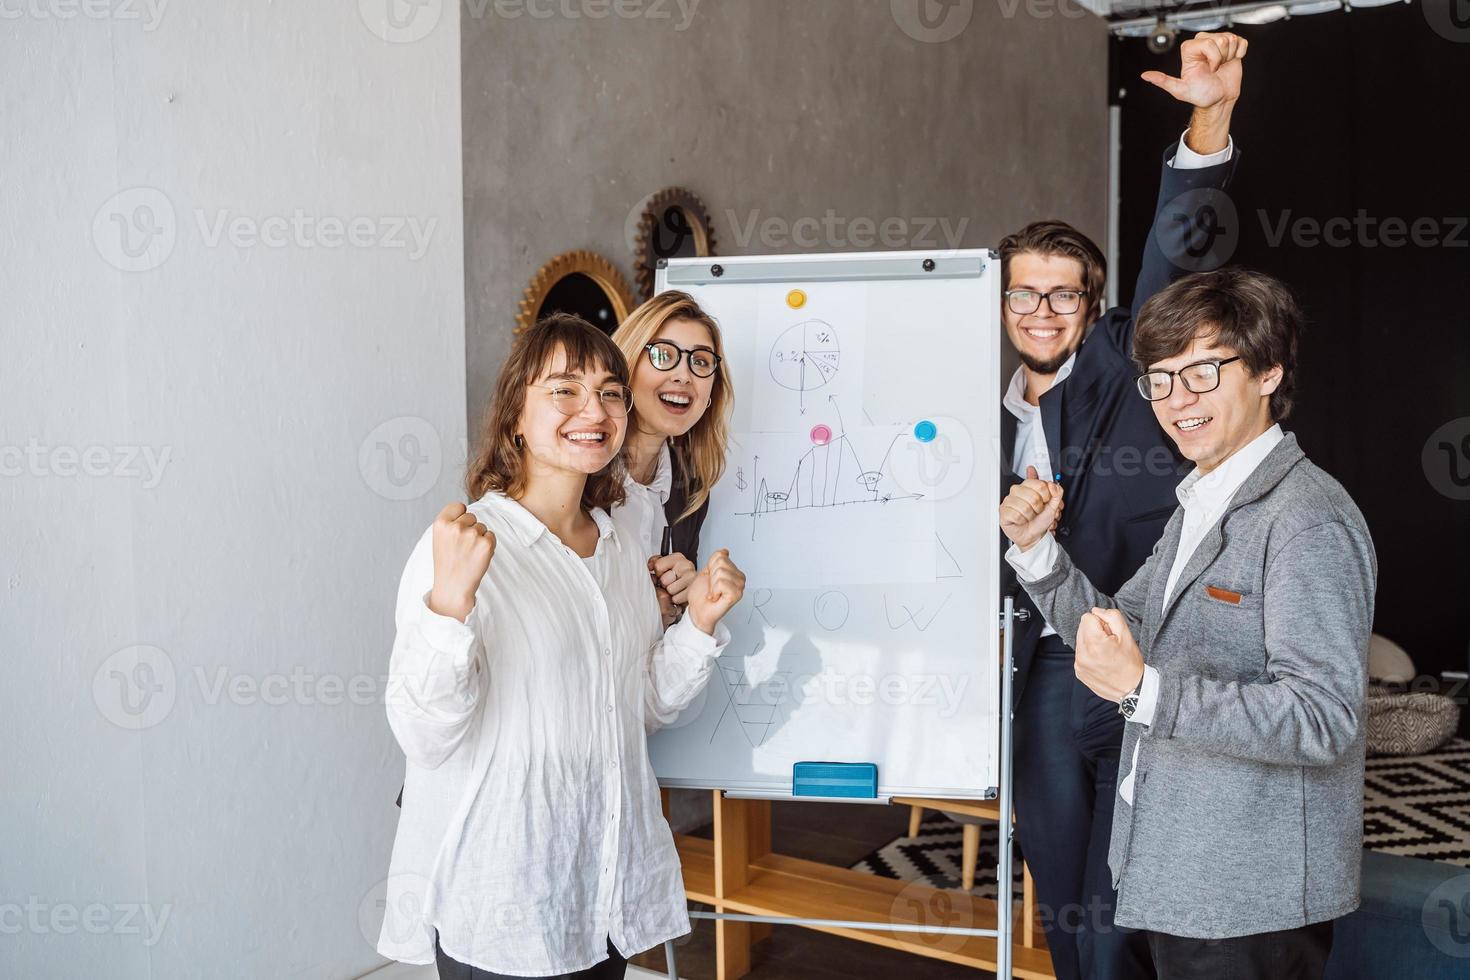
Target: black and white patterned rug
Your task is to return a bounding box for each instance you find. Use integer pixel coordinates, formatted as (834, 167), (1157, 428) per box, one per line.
(852, 739), (1470, 897)
(851, 816), (1023, 902)
(1364, 737), (1470, 866)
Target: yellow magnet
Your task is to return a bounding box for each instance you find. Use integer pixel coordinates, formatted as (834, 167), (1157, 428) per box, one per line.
(786, 289), (807, 309)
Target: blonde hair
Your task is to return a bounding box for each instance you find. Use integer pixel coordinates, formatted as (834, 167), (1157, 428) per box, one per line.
(612, 290), (732, 520)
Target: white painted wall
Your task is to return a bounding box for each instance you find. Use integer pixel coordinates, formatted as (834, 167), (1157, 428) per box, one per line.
(1, 5), (465, 978)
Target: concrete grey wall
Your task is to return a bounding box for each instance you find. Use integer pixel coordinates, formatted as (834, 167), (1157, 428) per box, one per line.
(2, 5), (464, 978)
(462, 0), (1109, 424)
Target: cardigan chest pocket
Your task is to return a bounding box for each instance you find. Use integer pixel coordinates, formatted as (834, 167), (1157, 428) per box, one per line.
(1188, 585), (1267, 678)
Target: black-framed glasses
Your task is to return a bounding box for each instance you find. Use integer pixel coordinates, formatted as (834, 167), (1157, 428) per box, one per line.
(1004, 288), (1085, 316)
(1136, 356), (1242, 402)
(528, 380), (632, 418)
(644, 341), (721, 378)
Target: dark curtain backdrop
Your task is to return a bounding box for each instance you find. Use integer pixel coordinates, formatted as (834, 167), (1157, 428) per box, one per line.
(1115, 6), (1470, 685)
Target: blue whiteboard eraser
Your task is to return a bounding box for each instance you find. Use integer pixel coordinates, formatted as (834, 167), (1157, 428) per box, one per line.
(792, 761), (878, 799)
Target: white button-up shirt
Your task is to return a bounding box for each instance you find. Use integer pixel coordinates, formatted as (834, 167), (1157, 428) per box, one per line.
(378, 491), (728, 975)
(620, 441), (674, 557)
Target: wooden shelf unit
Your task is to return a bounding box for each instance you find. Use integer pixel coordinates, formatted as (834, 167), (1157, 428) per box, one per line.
(662, 791), (1054, 979)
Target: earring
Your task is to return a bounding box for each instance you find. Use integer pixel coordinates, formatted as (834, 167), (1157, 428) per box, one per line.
(513, 434), (524, 449)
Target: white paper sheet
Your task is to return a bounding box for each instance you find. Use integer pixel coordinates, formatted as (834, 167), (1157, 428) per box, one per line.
(750, 283), (867, 433)
(716, 427), (936, 588)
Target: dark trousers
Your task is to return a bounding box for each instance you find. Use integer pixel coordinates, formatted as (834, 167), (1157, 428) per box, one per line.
(1013, 639), (1154, 980)
(1147, 920), (1334, 980)
(434, 933), (628, 980)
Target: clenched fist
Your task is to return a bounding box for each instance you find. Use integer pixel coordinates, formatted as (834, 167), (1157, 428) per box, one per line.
(1074, 607), (1145, 704)
(999, 465), (1064, 552)
(687, 549), (746, 636)
(428, 502), (495, 622)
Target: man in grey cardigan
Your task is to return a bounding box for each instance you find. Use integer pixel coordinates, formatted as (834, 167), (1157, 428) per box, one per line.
(999, 267), (1376, 980)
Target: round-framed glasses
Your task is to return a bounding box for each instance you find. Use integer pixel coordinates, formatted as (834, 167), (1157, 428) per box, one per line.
(644, 341), (721, 378)
(528, 380), (632, 418)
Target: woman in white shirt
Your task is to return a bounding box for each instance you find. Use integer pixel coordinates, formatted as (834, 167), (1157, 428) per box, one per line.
(610, 291), (732, 624)
(378, 313), (746, 979)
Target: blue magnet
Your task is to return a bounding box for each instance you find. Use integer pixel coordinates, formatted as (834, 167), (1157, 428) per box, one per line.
(913, 420), (937, 443)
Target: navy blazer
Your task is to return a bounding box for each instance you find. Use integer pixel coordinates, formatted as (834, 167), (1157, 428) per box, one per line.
(1001, 142), (1240, 702)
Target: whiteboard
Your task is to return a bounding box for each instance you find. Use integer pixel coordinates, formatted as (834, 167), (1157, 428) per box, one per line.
(648, 250), (1001, 799)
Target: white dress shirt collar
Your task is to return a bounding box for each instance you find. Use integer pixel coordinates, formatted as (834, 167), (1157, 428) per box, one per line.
(1174, 423), (1286, 512)
(475, 490), (618, 550)
(1003, 352), (1077, 421)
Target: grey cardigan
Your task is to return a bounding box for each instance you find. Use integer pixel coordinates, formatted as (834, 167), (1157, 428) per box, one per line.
(1019, 433), (1377, 938)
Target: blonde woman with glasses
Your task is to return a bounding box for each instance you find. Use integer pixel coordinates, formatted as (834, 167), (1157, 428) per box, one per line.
(611, 290), (733, 626)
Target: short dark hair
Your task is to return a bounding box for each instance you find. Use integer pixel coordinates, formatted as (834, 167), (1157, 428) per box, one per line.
(998, 220), (1108, 322)
(1133, 267), (1303, 421)
(465, 312), (630, 510)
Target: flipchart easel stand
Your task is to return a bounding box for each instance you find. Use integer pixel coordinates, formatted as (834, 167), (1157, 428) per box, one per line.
(653, 598), (1033, 979)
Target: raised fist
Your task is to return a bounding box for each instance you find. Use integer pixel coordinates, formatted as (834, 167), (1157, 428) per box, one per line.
(1074, 607), (1145, 704)
(428, 502), (495, 622)
(687, 549), (745, 636)
(999, 465), (1064, 552)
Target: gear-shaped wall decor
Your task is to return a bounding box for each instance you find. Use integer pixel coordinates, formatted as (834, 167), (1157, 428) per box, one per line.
(515, 250), (638, 338)
(632, 187), (716, 301)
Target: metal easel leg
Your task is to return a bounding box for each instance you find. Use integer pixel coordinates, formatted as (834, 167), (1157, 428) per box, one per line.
(996, 596), (1017, 980)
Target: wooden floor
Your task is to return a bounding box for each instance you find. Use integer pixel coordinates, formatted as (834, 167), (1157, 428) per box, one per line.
(633, 800), (997, 980)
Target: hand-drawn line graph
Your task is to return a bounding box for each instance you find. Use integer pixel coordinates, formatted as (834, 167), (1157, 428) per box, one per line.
(733, 430), (926, 537)
(768, 319), (840, 414)
(709, 647), (790, 749)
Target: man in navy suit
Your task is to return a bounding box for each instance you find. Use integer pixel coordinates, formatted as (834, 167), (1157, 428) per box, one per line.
(999, 31), (1248, 980)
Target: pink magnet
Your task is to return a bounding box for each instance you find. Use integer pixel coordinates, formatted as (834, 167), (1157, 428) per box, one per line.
(810, 424), (833, 446)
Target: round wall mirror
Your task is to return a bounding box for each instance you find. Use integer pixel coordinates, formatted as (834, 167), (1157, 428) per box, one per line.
(516, 251), (637, 338)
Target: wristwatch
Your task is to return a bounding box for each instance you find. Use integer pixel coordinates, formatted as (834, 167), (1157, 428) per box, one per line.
(1118, 671), (1146, 719)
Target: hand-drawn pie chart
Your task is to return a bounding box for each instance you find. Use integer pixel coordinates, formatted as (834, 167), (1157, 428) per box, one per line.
(769, 319), (840, 392)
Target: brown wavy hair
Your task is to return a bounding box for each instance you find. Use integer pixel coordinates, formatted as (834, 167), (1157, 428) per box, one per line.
(465, 313), (630, 512)
(1134, 267), (1302, 421)
(998, 220), (1108, 322)
(611, 290), (732, 520)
